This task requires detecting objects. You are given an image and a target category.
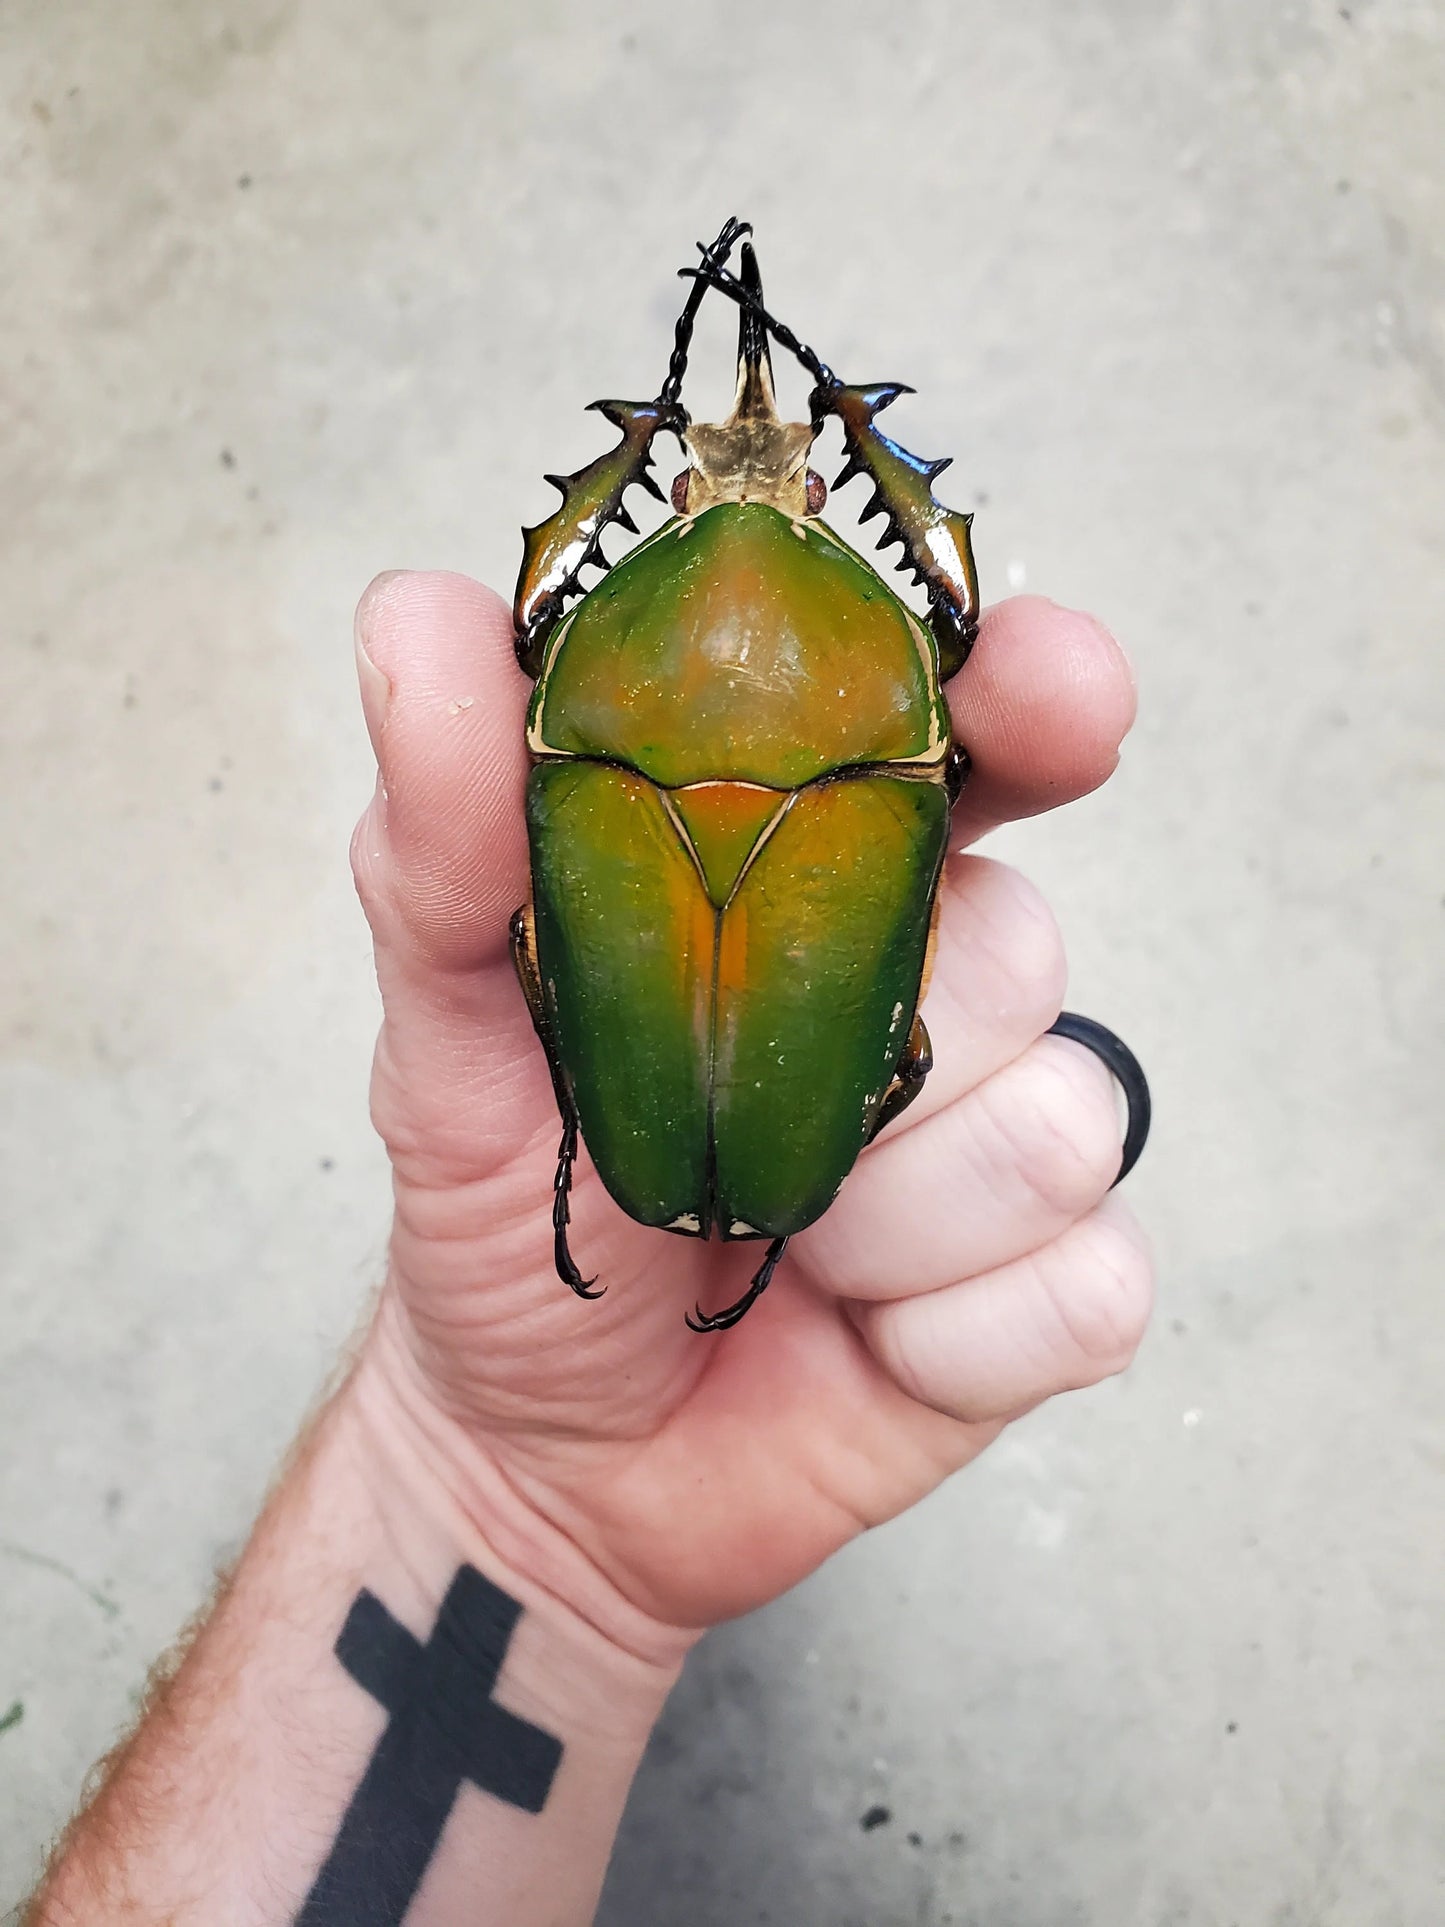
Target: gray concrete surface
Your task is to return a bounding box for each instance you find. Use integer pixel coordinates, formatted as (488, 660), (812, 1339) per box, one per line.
(2, 1), (1442, 1920)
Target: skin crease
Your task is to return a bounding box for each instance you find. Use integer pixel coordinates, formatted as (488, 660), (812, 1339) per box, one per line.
(353, 571), (1152, 1637)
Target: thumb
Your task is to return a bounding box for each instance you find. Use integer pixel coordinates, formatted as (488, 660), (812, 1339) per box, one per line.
(351, 570), (530, 970)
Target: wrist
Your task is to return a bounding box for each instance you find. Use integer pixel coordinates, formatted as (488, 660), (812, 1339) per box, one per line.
(31, 1292), (688, 1926)
(340, 1291), (692, 1741)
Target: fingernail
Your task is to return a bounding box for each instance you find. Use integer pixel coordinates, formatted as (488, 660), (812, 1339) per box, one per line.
(354, 573), (405, 757)
(354, 631), (391, 757)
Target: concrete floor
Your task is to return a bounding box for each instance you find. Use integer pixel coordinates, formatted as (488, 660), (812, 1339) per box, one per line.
(2, 1), (1442, 1920)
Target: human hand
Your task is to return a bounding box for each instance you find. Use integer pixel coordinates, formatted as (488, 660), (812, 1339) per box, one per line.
(350, 571), (1151, 1644)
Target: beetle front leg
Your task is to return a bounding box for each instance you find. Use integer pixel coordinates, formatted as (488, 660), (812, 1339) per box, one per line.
(823, 383), (980, 680)
(512, 401), (672, 679)
(509, 904), (602, 1299)
(513, 219), (755, 677)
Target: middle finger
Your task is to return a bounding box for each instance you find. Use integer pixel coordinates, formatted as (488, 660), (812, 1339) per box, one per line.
(793, 1031), (1124, 1299)
(886, 852), (1068, 1136)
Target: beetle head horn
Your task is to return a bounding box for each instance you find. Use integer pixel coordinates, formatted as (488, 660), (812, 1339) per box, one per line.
(682, 240), (814, 516)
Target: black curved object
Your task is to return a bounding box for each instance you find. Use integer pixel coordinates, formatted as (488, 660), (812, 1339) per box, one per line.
(1046, 1011), (1152, 1185)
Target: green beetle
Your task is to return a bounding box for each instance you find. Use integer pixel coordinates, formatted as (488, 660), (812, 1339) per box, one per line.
(509, 218), (980, 1330)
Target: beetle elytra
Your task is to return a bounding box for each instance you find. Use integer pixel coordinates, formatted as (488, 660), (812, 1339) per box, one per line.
(509, 218), (979, 1329)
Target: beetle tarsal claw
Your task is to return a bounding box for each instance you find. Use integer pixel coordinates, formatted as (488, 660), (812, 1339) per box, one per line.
(552, 1119), (602, 1298)
(685, 1235), (790, 1333)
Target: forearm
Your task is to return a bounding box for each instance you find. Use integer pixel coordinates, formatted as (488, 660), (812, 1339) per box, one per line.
(30, 1314), (686, 1926)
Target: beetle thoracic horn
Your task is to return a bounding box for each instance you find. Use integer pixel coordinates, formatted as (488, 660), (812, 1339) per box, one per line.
(680, 241), (814, 514)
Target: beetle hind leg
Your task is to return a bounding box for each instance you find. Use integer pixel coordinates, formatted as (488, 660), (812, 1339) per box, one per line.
(685, 1235), (789, 1335)
(510, 904), (602, 1300)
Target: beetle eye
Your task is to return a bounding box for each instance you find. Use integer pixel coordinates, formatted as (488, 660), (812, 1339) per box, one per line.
(670, 471), (690, 514)
(805, 469), (827, 514)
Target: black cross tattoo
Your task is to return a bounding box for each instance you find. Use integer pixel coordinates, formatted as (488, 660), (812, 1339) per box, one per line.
(296, 1564), (563, 1926)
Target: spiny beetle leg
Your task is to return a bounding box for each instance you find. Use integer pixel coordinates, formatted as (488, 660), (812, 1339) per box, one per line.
(822, 383), (980, 682)
(870, 1013), (934, 1142)
(509, 905), (601, 1298)
(512, 400), (671, 680)
(513, 219), (756, 680)
(674, 255), (836, 397)
(658, 216), (753, 411)
(685, 1235), (789, 1334)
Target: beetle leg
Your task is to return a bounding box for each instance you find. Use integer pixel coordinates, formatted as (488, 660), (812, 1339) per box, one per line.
(551, 1111), (602, 1300)
(513, 400), (672, 679)
(509, 904), (602, 1299)
(514, 219), (755, 678)
(657, 216), (753, 411)
(685, 1235), (789, 1335)
(869, 884), (940, 1143)
(820, 383), (979, 680)
(870, 1013), (934, 1142)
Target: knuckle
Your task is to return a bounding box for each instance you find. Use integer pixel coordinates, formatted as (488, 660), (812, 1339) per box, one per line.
(983, 1039), (1123, 1218)
(349, 798), (396, 931)
(1043, 1207), (1155, 1368)
(943, 859), (1068, 1032)
(991, 873), (1068, 1024)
